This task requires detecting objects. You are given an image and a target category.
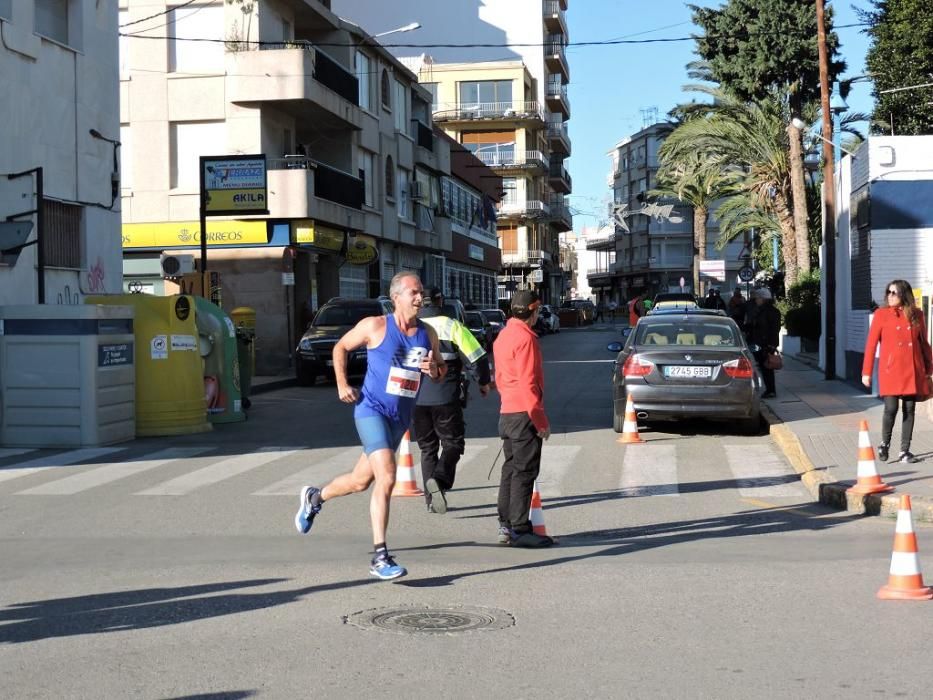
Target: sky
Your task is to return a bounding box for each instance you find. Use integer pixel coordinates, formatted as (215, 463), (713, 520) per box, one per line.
(565, 0), (874, 234)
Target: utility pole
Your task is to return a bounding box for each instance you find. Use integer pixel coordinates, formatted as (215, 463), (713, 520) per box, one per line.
(816, 0), (836, 380)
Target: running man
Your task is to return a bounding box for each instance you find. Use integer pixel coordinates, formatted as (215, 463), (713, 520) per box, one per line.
(294, 272), (446, 580)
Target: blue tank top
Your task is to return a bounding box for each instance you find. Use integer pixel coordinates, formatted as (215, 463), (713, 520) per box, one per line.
(355, 314), (431, 425)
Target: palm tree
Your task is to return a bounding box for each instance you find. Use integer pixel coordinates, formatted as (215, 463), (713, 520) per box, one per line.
(652, 151), (739, 294)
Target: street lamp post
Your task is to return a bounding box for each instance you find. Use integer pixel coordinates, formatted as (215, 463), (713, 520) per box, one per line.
(373, 22), (421, 38)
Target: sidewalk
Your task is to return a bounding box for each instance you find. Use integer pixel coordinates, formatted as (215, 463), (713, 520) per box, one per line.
(251, 372), (297, 395)
(764, 354), (933, 522)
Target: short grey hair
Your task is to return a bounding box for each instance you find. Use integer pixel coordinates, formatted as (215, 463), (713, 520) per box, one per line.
(389, 271), (421, 298)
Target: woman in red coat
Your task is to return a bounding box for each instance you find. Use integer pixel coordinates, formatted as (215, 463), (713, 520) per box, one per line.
(862, 279), (933, 463)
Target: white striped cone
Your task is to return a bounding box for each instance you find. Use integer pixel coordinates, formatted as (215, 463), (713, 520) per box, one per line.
(392, 430), (423, 497)
(878, 494), (932, 600)
(847, 420), (892, 495)
(529, 480), (548, 536)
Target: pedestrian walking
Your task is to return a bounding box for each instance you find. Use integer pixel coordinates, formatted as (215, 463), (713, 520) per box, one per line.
(728, 289), (747, 329)
(861, 279), (933, 464)
(627, 292), (645, 327)
(608, 299), (618, 322)
(493, 290), (554, 548)
(704, 288), (727, 311)
(747, 287), (781, 398)
(414, 288), (492, 514)
(594, 300), (605, 323)
(293, 272), (446, 580)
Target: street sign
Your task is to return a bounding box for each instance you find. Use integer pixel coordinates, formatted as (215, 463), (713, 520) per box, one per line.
(738, 265), (755, 282)
(699, 259), (726, 282)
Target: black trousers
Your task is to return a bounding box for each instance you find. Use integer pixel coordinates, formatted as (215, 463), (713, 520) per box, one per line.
(497, 412), (543, 534)
(881, 395), (917, 452)
(754, 349), (776, 394)
(412, 402), (465, 501)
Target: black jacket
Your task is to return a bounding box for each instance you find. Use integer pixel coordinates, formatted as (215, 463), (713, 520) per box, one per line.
(748, 301), (781, 351)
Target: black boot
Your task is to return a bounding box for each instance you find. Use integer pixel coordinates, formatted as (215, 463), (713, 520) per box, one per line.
(878, 443), (889, 462)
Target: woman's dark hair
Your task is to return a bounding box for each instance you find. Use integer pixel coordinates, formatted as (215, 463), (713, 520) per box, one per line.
(887, 279), (921, 325)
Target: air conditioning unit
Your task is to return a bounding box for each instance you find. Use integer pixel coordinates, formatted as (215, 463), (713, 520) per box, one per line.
(409, 181), (426, 200)
(160, 253), (196, 278)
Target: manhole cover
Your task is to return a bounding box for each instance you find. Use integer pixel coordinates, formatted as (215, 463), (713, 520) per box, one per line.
(345, 605), (514, 635)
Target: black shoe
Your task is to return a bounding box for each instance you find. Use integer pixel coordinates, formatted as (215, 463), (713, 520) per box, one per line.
(878, 444), (889, 462)
(425, 478), (447, 514)
(898, 451), (920, 464)
(761, 391), (776, 399)
(509, 531), (554, 548)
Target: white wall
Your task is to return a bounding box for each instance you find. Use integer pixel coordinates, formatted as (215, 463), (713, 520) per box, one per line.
(0, 0), (122, 304)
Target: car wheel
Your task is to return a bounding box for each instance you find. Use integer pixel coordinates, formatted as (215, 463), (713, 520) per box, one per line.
(296, 361), (317, 387)
(613, 406), (624, 433)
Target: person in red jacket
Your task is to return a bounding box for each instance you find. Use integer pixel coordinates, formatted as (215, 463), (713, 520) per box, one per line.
(492, 290), (554, 548)
(862, 279), (933, 464)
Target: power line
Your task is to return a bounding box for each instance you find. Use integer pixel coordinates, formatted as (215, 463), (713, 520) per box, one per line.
(119, 0), (199, 29)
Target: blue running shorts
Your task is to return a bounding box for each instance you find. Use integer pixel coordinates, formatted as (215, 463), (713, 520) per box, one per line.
(355, 415), (408, 456)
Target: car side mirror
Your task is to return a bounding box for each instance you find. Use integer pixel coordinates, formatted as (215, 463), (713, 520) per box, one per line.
(621, 327), (632, 338)
(607, 342), (623, 353)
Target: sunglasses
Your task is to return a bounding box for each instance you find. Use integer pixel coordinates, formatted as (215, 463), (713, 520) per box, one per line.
(887, 290), (900, 296)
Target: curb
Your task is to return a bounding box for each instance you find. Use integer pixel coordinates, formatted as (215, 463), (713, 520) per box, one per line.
(250, 377), (298, 395)
(762, 404), (933, 523)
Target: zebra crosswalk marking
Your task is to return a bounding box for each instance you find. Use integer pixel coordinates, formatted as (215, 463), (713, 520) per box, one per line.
(137, 447), (305, 496)
(621, 444), (680, 497)
(252, 447), (363, 496)
(0, 448), (36, 460)
(17, 447), (211, 495)
(535, 446), (582, 496)
(0, 447), (124, 484)
(723, 444), (805, 498)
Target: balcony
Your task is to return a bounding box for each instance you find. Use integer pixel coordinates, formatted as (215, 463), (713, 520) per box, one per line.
(549, 196), (573, 230)
(587, 267), (614, 285)
(549, 162), (572, 193)
(545, 39), (570, 81)
(227, 46), (362, 130)
(433, 101), (546, 125)
(546, 79), (570, 118)
(543, 0), (568, 35)
(586, 232), (616, 251)
(474, 150), (547, 172)
(266, 157), (365, 226)
(501, 249), (549, 266)
(547, 123), (571, 156)
(496, 199), (550, 219)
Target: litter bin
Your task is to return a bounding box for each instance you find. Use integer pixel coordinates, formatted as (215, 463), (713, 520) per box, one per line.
(194, 296), (245, 424)
(230, 306), (256, 376)
(235, 325), (254, 409)
(0, 304), (136, 447)
(88, 294), (211, 437)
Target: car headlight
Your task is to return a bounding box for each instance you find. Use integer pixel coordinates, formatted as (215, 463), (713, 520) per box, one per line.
(299, 338), (314, 351)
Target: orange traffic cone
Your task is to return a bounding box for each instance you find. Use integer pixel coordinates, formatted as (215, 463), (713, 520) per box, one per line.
(529, 480), (548, 536)
(877, 494), (933, 600)
(392, 431), (423, 497)
(846, 420), (893, 496)
(616, 391), (645, 444)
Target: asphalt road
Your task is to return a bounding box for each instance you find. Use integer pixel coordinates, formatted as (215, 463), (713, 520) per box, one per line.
(1, 327), (932, 699)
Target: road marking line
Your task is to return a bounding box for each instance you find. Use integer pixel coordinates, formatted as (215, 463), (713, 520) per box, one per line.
(16, 447), (211, 495)
(0, 447), (124, 484)
(621, 444), (679, 497)
(0, 448), (35, 460)
(740, 497), (816, 518)
(724, 444), (806, 497)
(535, 446), (582, 496)
(137, 447), (305, 496)
(252, 447), (363, 496)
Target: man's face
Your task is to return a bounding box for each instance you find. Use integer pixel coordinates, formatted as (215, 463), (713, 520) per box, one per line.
(393, 275), (424, 312)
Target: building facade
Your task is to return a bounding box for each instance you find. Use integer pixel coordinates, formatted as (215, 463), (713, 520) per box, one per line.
(118, 0), (454, 374)
(332, 0), (572, 305)
(1, 1), (122, 305)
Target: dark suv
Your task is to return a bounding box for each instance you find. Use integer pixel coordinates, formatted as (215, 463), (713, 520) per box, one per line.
(295, 297), (393, 386)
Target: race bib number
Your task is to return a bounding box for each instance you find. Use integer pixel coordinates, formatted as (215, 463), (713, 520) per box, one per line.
(386, 367), (421, 398)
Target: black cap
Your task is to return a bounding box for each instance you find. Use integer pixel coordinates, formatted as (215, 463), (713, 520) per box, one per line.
(511, 290), (540, 318)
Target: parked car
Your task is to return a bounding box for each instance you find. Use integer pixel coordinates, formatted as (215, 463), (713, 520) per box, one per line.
(562, 298), (595, 324)
(464, 310), (495, 351)
(651, 292), (699, 311)
(607, 313), (762, 434)
(295, 296), (393, 386)
(480, 308), (507, 341)
(536, 304), (561, 334)
(439, 297), (467, 325)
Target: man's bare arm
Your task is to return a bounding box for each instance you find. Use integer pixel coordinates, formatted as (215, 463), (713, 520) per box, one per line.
(333, 316), (382, 402)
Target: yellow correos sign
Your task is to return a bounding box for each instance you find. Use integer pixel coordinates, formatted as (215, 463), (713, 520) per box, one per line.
(122, 221), (268, 249)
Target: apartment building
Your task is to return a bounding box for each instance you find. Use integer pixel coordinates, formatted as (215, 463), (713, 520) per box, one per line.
(1, 1), (122, 305)
(332, 0), (572, 305)
(118, 0), (453, 374)
(602, 122), (745, 304)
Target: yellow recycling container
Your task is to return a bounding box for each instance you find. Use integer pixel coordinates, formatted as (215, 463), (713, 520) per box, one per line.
(87, 294), (211, 437)
(230, 306), (257, 375)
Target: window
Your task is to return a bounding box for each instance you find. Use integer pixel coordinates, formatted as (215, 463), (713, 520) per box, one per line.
(118, 8), (129, 77)
(356, 52), (372, 111)
(393, 80), (408, 132)
(168, 3), (224, 74)
(423, 83), (439, 112)
(397, 167), (411, 220)
(501, 177), (518, 205)
(381, 69), (391, 109)
(458, 80), (512, 107)
(170, 121), (226, 189)
(120, 125), (133, 191)
(359, 149), (374, 207)
(35, 0), (69, 44)
(42, 200), (82, 269)
(384, 156), (394, 198)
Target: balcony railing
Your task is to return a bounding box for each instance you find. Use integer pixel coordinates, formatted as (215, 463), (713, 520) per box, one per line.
(497, 199), (550, 217)
(546, 82), (568, 102)
(549, 163), (572, 191)
(268, 157), (363, 210)
(501, 249), (548, 265)
(586, 234), (615, 250)
(474, 150), (547, 169)
(311, 48), (359, 105)
(433, 101), (544, 122)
